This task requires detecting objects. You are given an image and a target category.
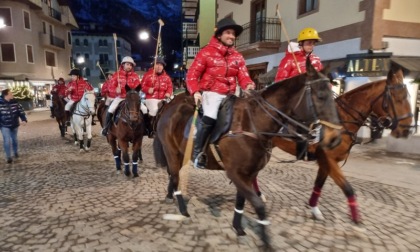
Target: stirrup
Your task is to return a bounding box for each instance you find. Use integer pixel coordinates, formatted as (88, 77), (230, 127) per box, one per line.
(193, 152), (206, 169)
(101, 128), (108, 136)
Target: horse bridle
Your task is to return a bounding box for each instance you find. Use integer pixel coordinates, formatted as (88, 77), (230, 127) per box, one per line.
(120, 91), (142, 128)
(73, 92), (95, 118)
(370, 81), (413, 131)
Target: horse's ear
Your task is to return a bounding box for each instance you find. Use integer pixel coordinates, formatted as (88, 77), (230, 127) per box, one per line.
(125, 85), (131, 93)
(306, 56), (316, 77)
(135, 84), (141, 93)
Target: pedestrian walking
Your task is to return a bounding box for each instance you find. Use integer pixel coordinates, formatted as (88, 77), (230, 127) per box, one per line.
(0, 89), (27, 164)
(186, 17), (255, 169)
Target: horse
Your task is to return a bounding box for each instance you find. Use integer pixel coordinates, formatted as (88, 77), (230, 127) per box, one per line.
(69, 89), (97, 152)
(152, 58), (342, 247)
(270, 67), (413, 224)
(100, 87), (144, 177)
(52, 94), (67, 137)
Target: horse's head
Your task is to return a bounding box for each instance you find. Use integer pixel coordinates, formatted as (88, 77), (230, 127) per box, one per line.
(82, 90), (96, 116)
(290, 57), (342, 149)
(372, 67), (413, 138)
(125, 86), (141, 123)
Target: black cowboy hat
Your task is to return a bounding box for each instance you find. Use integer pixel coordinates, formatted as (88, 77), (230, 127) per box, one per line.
(68, 68), (81, 76)
(214, 17), (243, 37)
(155, 57), (166, 67)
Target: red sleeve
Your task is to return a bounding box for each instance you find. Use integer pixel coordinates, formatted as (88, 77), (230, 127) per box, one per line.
(186, 49), (207, 94)
(236, 54), (255, 90)
(274, 54), (293, 82)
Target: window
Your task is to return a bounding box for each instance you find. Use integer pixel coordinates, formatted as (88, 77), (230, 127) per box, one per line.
(116, 40), (120, 47)
(23, 10), (30, 30)
(75, 39), (80, 46)
(84, 53), (89, 59)
(0, 8), (12, 26)
(103, 40), (108, 46)
(67, 32), (72, 45)
(26, 45), (34, 63)
(85, 68), (90, 77)
(42, 22), (46, 33)
(99, 53), (109, 64)
(99, 40), (103, 46)
(298, 0), (319, 15)
(1, 43), (15, 62)
(117, 54), (121, 63)
(45, 51), (56, 67)
(83, 39), (88, 46)
(250, 0), (266, 43)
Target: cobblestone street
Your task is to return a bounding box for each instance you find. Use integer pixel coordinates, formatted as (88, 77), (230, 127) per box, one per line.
(1, 110), (420, 251)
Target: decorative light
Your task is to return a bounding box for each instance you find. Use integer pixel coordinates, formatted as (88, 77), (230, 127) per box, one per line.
(139, 31), (150, 40)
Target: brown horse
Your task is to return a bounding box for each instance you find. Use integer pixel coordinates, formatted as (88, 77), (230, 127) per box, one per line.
(271, 67), (413, 224)
(99, 88), (144, 177)
(153, 58), (342, 247)
(52, 95), (67, 137)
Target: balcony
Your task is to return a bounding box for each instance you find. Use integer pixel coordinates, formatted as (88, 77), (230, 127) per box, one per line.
(236, 18), (281, 58)
(183, 46), (200, 60)
(183, 22), (198, 40)
(39, 33), (65, 50)
(39, 4), (62, 24)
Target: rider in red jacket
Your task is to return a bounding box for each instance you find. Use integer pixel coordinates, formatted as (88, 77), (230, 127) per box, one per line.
(186, 17), (255, 169)
(50, 77), (67, 118)
(64, 69), (93, 125)
(101, 56), (141, 136)
(101, 71), (117, 106)
(274, 27), (323, 82)
(141, 57), (173, 137)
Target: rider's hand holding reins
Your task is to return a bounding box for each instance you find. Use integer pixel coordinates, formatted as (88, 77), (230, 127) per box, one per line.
(243, 83), (255, 97)
(148, 88), (154, 95)
(193, 92), (202, 105)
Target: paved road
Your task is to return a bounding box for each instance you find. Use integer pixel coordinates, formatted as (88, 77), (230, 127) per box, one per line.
(1, 110), (420, 251)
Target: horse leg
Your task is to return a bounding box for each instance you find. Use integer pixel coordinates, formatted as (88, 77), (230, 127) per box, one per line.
(138, 149), (143, 163)
(131, 144), (140, 178)
(120, 142), (131, 177)
(252, 178), (267, 203)
(165, 173), (175, 203)
(232, 192), (246, 236)
(73, 133), (78, 145)
(85, 124), (92, 151)
(167, 154), (189, 216)
(316, 149), (360, 224)
(228, 171), (270, 247)
(308, 164), (329, 221)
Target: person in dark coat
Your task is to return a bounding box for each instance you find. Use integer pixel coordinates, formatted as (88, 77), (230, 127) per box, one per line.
(0, 89), (27, 164)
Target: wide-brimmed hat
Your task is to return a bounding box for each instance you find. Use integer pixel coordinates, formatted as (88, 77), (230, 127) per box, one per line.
(154, 57), (166, 67)
(214, 17), (243, 37)
(121, 56), (136, 66)
(68, 68), (81, 76)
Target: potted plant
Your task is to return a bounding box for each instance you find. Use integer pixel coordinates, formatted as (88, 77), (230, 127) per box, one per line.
(11, 86), (34, 111)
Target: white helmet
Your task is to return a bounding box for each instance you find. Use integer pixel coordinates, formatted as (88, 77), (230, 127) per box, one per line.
(121, 56), (136, 66)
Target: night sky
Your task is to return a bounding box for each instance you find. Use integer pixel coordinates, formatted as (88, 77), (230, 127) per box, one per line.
(68, 0), (182, 70)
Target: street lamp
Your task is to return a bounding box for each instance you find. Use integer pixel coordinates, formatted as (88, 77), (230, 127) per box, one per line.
(0, 18), (6, 29)
(76, 56), (85, 76)
(139, 31), (150, 41)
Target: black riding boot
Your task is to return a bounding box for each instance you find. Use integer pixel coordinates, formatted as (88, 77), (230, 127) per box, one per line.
(147, 115), (156, 138)
(101, 112), (113, 136)
(65, 111), (71, 126)
(50, 107), (55, 118)
(91, 114), (96, 126)
(193, 116), (216, 169)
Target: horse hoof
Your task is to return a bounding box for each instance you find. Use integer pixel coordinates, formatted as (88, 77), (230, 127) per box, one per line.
(260, 194), (267, 203)
(124, 171), (131, 177)
(74, 141), (78, 145)
(133, 173), (139, 178)
(79, 149), (84, 153)
(181, 211), (190, 218)
(84, 148), (90, 151)
(116, 170), (121, 175)
(165, 197), (174, 204)
(233, 227), (247, 236)
(311, 207), (325, 221)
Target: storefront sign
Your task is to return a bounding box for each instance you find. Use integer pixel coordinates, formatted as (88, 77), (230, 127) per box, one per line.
(346, 53), (392, 77)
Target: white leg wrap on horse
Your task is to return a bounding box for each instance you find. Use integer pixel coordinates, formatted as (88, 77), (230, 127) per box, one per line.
(234, 208), (244, 214)
(124, 163), (130, 165)
(114, 156), (119, 159)
(173, 191), (182, 196)
(132, 162), (138, 165)
(257, 219), (271, 225)
(311, 206), (325, 220)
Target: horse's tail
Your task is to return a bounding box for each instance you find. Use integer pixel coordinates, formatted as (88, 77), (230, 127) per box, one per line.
(153, 136), (168, 168)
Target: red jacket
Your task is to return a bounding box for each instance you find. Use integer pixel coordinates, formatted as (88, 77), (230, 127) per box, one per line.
(101, 79), (117, 98)
(66, 78), (93, 101)
(51, 83), (67, 97)
(187, 36), (255, 95)
(141, 68), (173, 99)
(111, 66), (141, 98)
(274, 50), (323, 82)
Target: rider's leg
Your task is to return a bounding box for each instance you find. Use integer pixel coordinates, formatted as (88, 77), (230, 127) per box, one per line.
(50, 105), (55, 118)
(144, 99), (159, 138)
(193, 116), (216, 169)
(102, 98), (121, 136)
(64, 100), (74, 126)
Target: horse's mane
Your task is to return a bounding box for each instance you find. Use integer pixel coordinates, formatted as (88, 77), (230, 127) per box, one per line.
(259, 73), (306, 98)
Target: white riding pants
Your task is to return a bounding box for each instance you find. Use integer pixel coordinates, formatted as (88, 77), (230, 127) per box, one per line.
(144, 99), (161, 116)
(65, 100), (75, 111)
(108, 97), (124, 114)
(105, 97), (115, 106)
(202, 91), (226, 120)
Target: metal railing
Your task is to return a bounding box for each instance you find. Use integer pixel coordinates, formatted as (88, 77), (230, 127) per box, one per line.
(48, 7), (62, 22)
(236, 18), (280, 47)
(50, 35), (65, 49)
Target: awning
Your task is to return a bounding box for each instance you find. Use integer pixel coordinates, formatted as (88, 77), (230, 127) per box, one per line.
(258, 67), (278, 84)
(391, 57), (420, 78)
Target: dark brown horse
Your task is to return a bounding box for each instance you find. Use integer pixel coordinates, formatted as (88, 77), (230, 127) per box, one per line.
(153, 58), (342, 247)
(271, 67), (413, 224)
(99, 88), (144, 177)
(52, 95), (67, 137)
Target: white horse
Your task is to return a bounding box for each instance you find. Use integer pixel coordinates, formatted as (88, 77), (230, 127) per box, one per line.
(70, 90), (96, 152)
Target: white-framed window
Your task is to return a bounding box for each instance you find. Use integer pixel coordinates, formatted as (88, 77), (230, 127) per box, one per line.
(45, 50), (56, 67)
(23, 10), (31, 30)
(1, 43), (16, 62)
(298, 0), (319, 16)
(0, 7), (12, 27)
(26, 44), (34, 63)
(67, 32), (72, 45)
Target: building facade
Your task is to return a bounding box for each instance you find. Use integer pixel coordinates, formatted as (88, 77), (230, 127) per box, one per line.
(0, 0), (78, 108)
(71, 23), (132, 90)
